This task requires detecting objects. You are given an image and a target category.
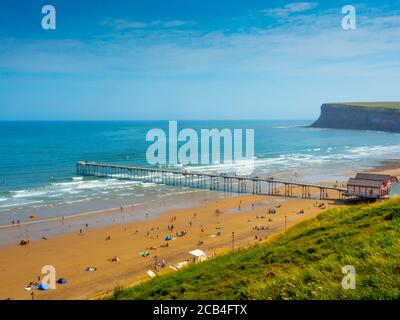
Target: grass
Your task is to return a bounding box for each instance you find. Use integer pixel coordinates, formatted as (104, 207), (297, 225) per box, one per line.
(107, 198), (400, 300)
(334, 102), (400, 109)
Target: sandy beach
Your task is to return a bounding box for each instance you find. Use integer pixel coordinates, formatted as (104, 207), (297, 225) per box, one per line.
(1, 164), (399, 300)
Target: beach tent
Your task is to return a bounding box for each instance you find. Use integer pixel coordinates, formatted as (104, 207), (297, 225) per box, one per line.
(176, 261), (189, 269)
(147, 270), (156, 278)
(189, 249), (207, 263)
(57, 278), (67, 284)
(170, 260), (189, 271)
(38, 283), (49, 291)
(165, 235), (172, 241)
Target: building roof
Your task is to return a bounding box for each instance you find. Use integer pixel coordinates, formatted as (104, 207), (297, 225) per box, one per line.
(355, 173), (391, 182)
(189, 249), (206, 258)
(347, 178), (383, 188)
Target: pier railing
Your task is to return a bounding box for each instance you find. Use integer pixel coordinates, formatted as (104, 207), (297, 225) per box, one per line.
(76, 161), (347, 200)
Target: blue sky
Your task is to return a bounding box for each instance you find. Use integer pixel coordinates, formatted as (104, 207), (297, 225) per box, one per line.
(1, 0), (400, 120)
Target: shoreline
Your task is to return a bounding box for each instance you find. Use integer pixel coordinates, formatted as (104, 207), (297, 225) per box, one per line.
(1, 152), (399, 230)
(2, 157), (399, 233)
(0, 161), (399, 300)
(0, 189), (228, 246)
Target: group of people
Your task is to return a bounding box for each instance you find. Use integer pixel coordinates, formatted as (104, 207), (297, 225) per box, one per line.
(253, 225), (268, 231)
(153, 256), (166, 271)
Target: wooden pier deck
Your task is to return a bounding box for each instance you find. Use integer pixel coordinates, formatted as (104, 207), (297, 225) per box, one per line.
(76, 161), (347, 200)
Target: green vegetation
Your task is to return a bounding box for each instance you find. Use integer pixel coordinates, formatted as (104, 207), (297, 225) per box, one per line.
(108, 198), (400, 300)
(336, 102), (400, 109)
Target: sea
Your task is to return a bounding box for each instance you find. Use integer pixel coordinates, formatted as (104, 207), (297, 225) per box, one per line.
(1, 120), (400, 227)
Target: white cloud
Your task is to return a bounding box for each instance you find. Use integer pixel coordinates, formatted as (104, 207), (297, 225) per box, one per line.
(163, 20), (197, 27)
(373, 15), (400, 26)
(2, 4), (400, 81)
(264, 2), (319, 18)
(102, 19), (197, 30)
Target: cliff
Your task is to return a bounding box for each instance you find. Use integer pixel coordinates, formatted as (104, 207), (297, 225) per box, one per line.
(311, 103), (400, 132)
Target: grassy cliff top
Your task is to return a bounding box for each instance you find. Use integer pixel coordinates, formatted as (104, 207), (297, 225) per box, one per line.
(333, 102), (400, 109)
(107, 198), (400, 300)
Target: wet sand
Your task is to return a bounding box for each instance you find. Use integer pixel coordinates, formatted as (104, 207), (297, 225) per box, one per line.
(1, 164), (399, 300)
(0, 190), (227, 246)
(368, 160), (400, 176)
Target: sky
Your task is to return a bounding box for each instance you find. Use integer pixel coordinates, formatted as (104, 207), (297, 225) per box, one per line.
(0, 0), (400, 120)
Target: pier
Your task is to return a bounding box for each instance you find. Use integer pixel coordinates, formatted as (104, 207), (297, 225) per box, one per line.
(76, 162), (347, 200)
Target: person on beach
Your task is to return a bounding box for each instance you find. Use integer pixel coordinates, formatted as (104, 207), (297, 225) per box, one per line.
(120, 206), (123, 213)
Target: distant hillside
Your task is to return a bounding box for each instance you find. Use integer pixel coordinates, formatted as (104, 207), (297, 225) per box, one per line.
(107, 198), (400, 300)
(311, 103), (400, 132)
